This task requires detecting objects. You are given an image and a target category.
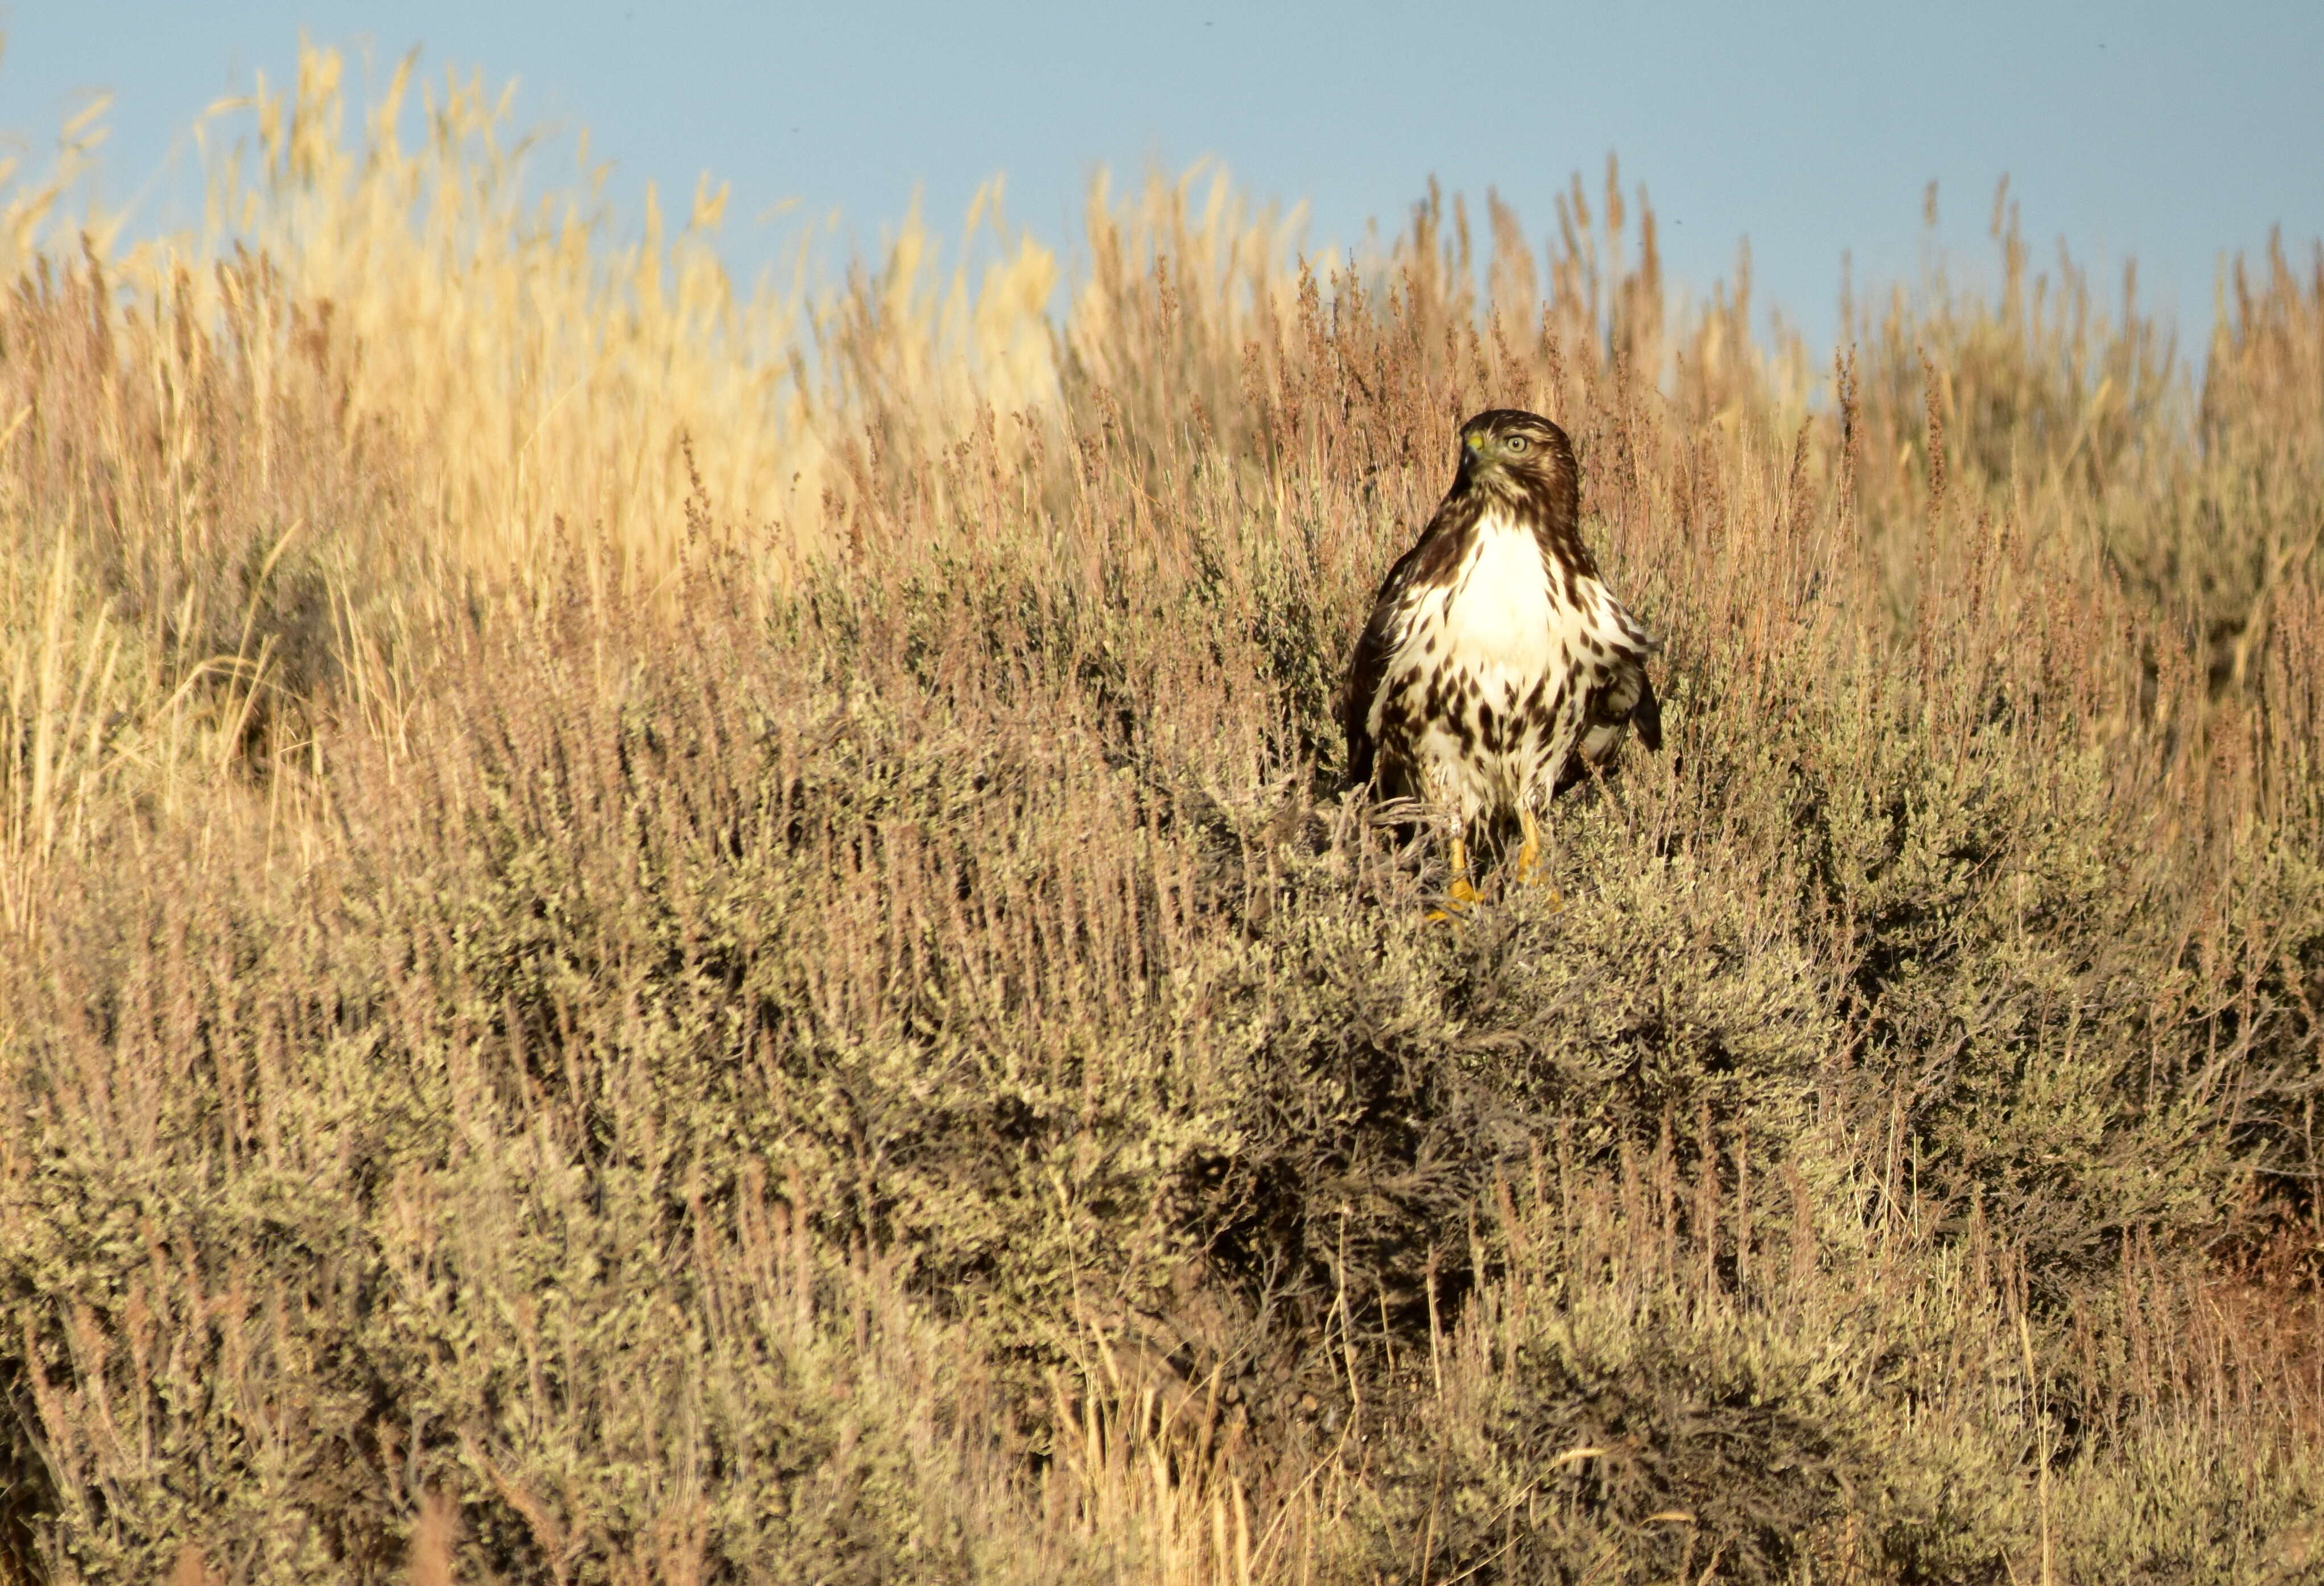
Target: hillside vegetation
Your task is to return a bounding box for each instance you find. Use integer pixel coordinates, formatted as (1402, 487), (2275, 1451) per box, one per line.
(3, 46), (2322, 1585)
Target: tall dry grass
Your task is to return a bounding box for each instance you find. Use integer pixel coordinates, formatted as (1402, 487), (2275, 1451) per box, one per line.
(3, 42), (2323, 1586)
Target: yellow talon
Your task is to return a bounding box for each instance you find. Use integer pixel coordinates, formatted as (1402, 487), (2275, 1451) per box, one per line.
(1428, 832), (1480, 923)
(1447, 833), (1479, 907)
(1422, 832), (1478, 920)
(1515, 807), (1545, 885)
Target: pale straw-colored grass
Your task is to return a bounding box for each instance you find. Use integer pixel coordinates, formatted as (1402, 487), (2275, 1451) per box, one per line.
(3, 39), (2322, 1586)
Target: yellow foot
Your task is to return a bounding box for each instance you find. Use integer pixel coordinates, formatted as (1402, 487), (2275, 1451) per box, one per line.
(1513, 838), (1543, 886)
(1425, 875), (1481, 924)
(1515, 808), (1546, 885)
(1513, 811), (1565, 909)
(1516, 861), (1566, 914)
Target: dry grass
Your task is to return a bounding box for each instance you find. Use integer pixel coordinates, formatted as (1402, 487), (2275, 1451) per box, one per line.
(3, 42), (2323, 1585)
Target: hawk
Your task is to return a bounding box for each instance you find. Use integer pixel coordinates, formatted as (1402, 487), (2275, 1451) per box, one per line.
(1340, 408), (1661, 908)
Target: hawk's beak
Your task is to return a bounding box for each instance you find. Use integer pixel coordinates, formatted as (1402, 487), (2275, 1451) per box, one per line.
(1462, 433), (1483, 456)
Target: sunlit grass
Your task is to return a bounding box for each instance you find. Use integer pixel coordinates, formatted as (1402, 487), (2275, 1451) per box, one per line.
(3, 39), (2321, 1586)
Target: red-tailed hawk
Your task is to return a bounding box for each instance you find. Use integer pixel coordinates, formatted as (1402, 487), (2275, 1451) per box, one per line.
(1341, 408), (1661, 910)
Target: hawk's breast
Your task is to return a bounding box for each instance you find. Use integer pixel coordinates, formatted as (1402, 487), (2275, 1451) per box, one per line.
(1436, 509), (1560, 683)
(1366, 506), (1600, 813)
(1369, 506), (1570, 746)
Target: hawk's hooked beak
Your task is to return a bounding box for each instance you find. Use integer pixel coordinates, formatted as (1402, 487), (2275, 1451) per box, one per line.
(1462, 433), (1484, 458)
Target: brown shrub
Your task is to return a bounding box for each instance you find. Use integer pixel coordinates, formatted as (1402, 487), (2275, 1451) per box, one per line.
(2, 44), (2321, 1586)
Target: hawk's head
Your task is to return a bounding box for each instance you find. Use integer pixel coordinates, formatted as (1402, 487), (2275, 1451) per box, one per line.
(1455, 409), (1576, 506)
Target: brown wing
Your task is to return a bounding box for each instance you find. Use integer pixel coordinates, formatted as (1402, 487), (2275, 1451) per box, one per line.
(1612, 604), (1663, 753)
(1339, 493), (1479, 790)
(1339, 543), (1423, 790)
(1574, 595), (1663, 767)
(1629, 670), (1663, 752)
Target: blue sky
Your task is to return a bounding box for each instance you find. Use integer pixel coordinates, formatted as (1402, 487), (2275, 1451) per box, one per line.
(7, 2), (2322, 360)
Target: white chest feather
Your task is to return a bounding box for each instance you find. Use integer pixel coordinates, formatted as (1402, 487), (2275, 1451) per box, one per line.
(1439, 515), (1562, 679)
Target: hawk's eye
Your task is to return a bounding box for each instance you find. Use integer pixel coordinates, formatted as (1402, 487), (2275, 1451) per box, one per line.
(1505, 435), (1530, 453)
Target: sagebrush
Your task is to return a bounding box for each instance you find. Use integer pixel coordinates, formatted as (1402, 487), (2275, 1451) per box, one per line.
(3, 44), (2322, 1586)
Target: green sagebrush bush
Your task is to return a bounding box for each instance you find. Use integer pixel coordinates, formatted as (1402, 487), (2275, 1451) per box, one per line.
(8, 156), (2324, 1583)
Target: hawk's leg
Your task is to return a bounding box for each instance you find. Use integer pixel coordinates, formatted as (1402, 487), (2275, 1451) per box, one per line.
(1514, 806), (1544, 883)
(1514, 804), (1563, 907)
(1447, 832), (1480, 905)
(1427, 830), (1481, 922)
